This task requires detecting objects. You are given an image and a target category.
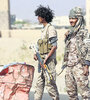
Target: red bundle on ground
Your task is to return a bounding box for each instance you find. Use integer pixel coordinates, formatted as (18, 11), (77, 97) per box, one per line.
(0, 64), (34, 100)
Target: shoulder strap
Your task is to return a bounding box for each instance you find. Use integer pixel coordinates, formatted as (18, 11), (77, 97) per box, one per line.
(45, 24), (51, 39)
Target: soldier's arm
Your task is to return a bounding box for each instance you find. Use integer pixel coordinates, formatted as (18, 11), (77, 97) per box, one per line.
(44, 45), (57, 64)
(83, 65), (89, 76)
(83, 32), (90, 75)
(44, 26), (57, 64)
(84, 32), (90, 66)
(84, 42), (90, 66)
(64, 30), (69, 38)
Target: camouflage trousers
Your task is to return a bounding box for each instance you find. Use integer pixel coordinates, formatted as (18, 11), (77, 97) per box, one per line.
(34, 59), (59, 100)
(65, 63), (90, 100)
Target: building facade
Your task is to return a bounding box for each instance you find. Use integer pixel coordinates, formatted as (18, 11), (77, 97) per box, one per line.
(52, 16), (70, 28)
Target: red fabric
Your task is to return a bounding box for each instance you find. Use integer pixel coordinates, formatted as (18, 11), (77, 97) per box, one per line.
(0, 64), (34, 100)
(0, 68), (9, 75)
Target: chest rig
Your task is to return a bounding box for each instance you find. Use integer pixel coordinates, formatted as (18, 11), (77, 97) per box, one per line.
(37, 25), (52, 58)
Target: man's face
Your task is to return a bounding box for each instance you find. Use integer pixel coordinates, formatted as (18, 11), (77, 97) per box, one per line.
(38, 16), (45, 24)
(69, 18), (78, 27)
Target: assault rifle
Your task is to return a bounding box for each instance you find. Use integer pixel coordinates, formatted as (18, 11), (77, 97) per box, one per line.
(29, 44), (52, 83)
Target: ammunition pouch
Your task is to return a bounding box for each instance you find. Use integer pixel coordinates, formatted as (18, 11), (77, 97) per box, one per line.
(37, 38), (52, 55)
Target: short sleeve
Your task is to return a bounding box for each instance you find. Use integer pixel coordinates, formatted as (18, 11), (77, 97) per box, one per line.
(48, 25), (57, 38)
(48, 25), (58, 46)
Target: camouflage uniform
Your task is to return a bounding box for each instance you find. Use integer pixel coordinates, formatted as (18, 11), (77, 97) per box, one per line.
(63, 7), (90, 100)
(34, 23), (59, 100)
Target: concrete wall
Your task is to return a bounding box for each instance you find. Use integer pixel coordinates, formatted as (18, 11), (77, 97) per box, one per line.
(86, 0), (90, 32)
(0, 0), (10, 30)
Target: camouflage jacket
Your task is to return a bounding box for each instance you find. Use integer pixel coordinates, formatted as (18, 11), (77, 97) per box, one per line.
(63, 28), (90, 67)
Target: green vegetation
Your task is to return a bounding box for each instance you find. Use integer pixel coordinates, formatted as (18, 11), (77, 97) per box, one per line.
(14, 21), (29, 25)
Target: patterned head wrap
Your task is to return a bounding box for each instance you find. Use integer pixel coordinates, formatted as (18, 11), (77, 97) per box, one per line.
(69, 7), (83, 18)
(68, 7), (85, 38)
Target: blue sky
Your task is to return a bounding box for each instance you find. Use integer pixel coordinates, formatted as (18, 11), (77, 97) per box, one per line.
(10, 0), (86, 21)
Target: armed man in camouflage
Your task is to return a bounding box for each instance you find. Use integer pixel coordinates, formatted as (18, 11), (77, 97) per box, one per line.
(63, 7), (90, 100)
(34, 5), (59, 100)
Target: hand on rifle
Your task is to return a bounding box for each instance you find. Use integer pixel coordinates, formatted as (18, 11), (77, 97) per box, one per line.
(39, 62), (45, 69)
(34, 54), (38, 61)
(83, 65), (89, 76)
(43, 56), (48, 65)
(65, 30), (69, 38)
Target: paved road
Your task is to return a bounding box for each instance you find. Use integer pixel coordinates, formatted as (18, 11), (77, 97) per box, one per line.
(29, 92), (82, 100)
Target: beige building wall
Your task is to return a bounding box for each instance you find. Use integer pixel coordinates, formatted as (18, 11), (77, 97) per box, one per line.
(52, 16), (69, 27)
(0, 0), (10, 30)
(86, 0), (90, 31)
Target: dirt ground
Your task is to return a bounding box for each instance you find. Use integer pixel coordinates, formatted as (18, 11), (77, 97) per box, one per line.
(0, 29), (90, 94)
